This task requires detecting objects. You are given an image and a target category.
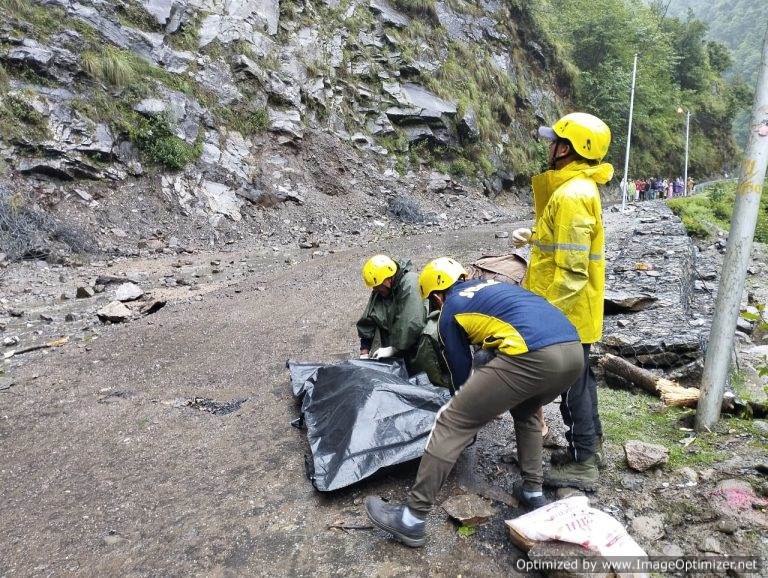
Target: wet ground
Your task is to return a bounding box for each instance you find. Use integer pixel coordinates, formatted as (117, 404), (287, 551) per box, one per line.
(2, 212), (767, 577)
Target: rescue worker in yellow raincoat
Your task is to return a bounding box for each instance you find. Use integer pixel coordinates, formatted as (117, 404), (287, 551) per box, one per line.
(512, 112), (613, 491)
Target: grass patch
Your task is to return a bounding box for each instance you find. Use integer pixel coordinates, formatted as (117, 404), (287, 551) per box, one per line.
(391, 0), (438, 21)
(167, 10), (202, 52)
(80, 46), (198, 97)
(0, 91), (50, 142)
(120, 113), (202, 170)
(215, 106), (268, 135)
(668, 180), (768, 243)
(599, 387), (730, 469)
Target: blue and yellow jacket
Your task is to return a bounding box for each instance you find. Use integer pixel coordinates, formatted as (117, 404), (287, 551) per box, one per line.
(439, 279), (579, 389)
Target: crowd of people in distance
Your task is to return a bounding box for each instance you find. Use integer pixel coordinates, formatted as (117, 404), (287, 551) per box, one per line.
(632, 176), (694, 201)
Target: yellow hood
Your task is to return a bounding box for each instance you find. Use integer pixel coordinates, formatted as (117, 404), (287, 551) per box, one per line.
(531, 161), (614, 217)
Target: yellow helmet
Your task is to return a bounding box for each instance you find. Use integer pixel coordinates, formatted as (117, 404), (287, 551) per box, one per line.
(418, 257), (467, 299)
(362, 254), (397, 288)
(539, 112), (611, 161)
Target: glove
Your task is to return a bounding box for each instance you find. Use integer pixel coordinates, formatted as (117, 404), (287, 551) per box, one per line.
(511, 228), (532, 248)
(371, 346), (398, 359)
(359, 353), (370, 359)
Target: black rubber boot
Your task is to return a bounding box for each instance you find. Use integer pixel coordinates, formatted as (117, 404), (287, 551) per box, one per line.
(364, 497), (426, 548)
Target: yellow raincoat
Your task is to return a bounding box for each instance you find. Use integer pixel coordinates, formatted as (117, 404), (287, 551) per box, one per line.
(523, 161), (614, 343)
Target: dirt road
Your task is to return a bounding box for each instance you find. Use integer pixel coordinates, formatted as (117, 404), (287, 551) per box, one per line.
(1, 223), (532, 576)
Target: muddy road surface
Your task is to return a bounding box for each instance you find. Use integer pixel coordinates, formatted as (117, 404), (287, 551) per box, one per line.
(1, 223), (535, 577)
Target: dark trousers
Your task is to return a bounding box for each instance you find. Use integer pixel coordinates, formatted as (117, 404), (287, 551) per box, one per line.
(406, 342), (584, 515)
(560, 344), (603, 462)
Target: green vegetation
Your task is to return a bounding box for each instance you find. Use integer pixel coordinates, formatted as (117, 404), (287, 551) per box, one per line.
(215, 106), (269, 135)
(666, 0), (766, 144)
(0, 91), (50, 142)
(668, 180), (768, 242)
(124, 113), (202, 170)
(600, 388), (724, 468)
(81, 47), (197, 96)
(535, 0), (751, 178)
(115, 0), (163, 33)
(391, 0), (438, 21)
(167, 10), (202, 52)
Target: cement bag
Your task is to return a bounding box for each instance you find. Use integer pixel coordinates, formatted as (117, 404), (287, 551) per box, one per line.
(288, 359), (450, 491)
(506, 496), (648, 576)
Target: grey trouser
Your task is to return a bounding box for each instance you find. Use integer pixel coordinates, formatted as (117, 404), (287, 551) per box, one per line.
(407, 341), (583, 515)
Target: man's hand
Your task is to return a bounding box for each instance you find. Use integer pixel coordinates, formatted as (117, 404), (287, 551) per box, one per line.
(360, 350), (370, 359)
(511, 228), (532, 248)
(371, 346), (397, 359)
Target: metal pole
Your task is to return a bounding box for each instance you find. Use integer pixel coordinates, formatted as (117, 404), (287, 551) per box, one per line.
(684, 111), (690, 195)
(696, 25), (768, 431)
(621, 53), (638, 211)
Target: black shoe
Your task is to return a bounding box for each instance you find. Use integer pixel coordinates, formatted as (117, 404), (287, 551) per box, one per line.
(513, 483), (550, 510)
(364, 496), (426, 548)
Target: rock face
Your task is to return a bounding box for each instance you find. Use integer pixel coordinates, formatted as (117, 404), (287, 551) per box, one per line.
(0, 0), (568, 260)
(624, 440), (669, 472)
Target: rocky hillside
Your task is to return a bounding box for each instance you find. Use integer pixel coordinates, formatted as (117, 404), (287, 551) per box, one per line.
(0, 0), (570, 262)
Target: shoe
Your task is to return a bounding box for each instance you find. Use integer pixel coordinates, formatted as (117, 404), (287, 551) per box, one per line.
(364, 497), (426, 548)
(512, 483), (550, 510)
(550, 437), (606, 469)
(543, 456), (599, 492)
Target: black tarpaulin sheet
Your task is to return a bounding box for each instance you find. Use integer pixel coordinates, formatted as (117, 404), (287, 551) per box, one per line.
(288, 359), (451, 492)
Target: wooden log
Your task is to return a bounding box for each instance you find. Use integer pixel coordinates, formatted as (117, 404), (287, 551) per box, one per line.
(599, 353), (676, 395)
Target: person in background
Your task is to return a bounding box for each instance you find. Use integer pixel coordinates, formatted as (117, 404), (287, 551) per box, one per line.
(673, 177), (684, 197)
(687, 176), (694, 195)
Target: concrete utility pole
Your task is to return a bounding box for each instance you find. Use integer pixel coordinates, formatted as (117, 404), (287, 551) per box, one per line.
(684, 109), (690, 195)
(696, 25), (768, 431)
(620, 53), (638, 211)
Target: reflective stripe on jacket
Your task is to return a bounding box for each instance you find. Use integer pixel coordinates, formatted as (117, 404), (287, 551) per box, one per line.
(523, 161), (613, 344)
(438, 279), (580, 389)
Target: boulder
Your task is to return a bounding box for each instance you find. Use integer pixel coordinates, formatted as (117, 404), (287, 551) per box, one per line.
(442, 494), (496, 526)
(114, 282), (145, 302)
(603, 290), (658, 314)
(624, 440), (669, 471)
(97, 301), (133, 323)
(76, 286), (95, 299)
(630, 514), (665, 542)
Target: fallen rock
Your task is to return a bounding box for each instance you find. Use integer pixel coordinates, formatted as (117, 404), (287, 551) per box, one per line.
(64, 312), (79, 322)
(624, 440), (669, 471)
(96, 301), (133, 323)
(114, 282), (144, 302)
(442, 493), (496, 526)
(39, 313), (54, 323)
(709, 479), (768, 529)
(603, 290), (658, 314)
(76, 286), (95, 299)
(715, 518), (739, 535)
(140, 300), (167, 315)
(631, 514), (665, 542)
(697, 535), (725, 555)
(8, 308), (24, 318)
(3, 336), (20, 347)
(495, 231), (509, 239)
